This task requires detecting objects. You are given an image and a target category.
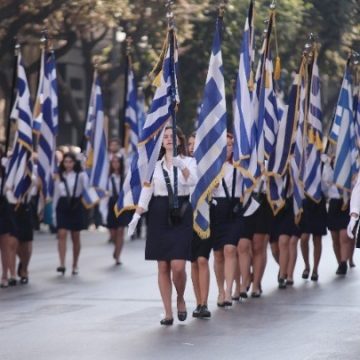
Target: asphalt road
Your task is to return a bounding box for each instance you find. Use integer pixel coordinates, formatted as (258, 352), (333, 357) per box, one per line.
(1, 229), (360, 360)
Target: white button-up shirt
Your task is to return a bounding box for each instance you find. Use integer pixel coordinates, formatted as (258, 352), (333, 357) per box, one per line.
(212, 161), (242, 198)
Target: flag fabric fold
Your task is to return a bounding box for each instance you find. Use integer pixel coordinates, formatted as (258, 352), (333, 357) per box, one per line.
(82, 73), (109, 208)
(191, 17), (227, 238)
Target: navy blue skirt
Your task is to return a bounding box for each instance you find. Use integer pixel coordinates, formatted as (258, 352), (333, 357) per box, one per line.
(234, 194), (272, 241)
(106, 197), (132, 228)
(209, 198), (240, 250)
(270, 198), (301, 242)
(300, 196), (327, 236)
(9, 203), (34, 242)
(327, 199), (349, 231)
(0, 196), (12, 236)
(146, 196), (192, 261)
(56, 197), (87, 231)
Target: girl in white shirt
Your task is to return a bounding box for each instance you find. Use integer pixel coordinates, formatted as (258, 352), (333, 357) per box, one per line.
(128, 126), (197, 326)
(53, 152), (88, 276)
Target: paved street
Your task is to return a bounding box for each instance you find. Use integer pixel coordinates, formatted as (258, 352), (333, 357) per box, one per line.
(1, 229), (360, 360)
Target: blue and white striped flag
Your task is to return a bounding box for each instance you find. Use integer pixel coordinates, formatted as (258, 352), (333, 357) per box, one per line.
(37, 51), (59, 209)
(124, 62), (139, 154)
(304, 53), (323, 202)
(233, 0), (258, 196)
(136, 89), (146, 139)
(191, 17), (227, 238)
(115, 31), (179, 216)
(291, 64), (307, 223)
(329, 62), (357, 204)
(33, 47), (45, 134)
(267, 75), (300, 214)
(353, 82), (360, 156)
(82, 72), (109, 208)
(5, 51), (33, 202)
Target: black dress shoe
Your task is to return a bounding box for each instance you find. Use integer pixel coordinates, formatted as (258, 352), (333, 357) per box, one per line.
(223, 300), (232, 307)
(232, 295), (240, 301)
(217, 302), (226, 307)
(192, 304), (201, 318)
(251, 291), (261, 298)
(199, 305), (211, 318)
(8, 278), (17, 286)
(56, 266), (66, 275)
(20, 277), (29, 285)
(311, 272), (319, 281)
(336, 262), (347, 275)
(239, 292), (248, 300)
(178, 310), (187, 322)
(278, 278), (287, 289)
(160, 318), (174, 326)
(302, 268), (310, 279)
(286, 280), (294, 286)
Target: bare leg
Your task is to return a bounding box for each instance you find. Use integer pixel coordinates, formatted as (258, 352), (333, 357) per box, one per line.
(171, 260), (187, 313)
(158, 261), (172, 319)
(278, 235), (290, 279)
(300, 233), (310, 272)
(114, 227), (125, 263)
(0, 234), (9, 283)
(287, 236), (299, 282)
(57, 229), (67, 267)
(224, 244), (237, 301)
(237, 238), (251, 293)
(191, 262), (201, 305)
(198, 257), (210, 305)
(270, 241), (279, 264)
(252, 234), (267, 293)
(339, 229), (351, 263)
(18, 241), (33, 277)
(213, 249), (225, 303)
(312, 235), (322, 275)
(233, 253), (241, 297)
(330, 230), (341, 264)
(8, 235), (18, 278)
(70, 231), (81, 271)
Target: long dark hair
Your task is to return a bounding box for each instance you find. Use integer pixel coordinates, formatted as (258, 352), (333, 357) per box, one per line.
(109, 155), (124, 180)
(158, 125), (188, 159)
(58, 152), (82, 175)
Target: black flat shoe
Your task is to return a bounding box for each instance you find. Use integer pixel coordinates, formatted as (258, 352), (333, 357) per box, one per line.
(302, 268), (310, 279)
(20, 277), (29, 285)
(286, 280), (294, 286)
(0, 279), (8, 288)
(8, 278), (17, 286)
(199, 305), (211, 318)
(224, 300), (232, 307)
(178, 311), (187, 322)
(160, 318), (174, 326)
(192, 304), (201, 318)
(57, 266), (66, 275)
(251, 291), (261, 298)
(311, 273), (319, 281)
(217, 302), (226, 307)
(72, 268), (79, 276)
(278, 278), (287, 289)
(232, 295), (240, 301)
(336, 262), (347, 275)
(239, 292), (248, 300)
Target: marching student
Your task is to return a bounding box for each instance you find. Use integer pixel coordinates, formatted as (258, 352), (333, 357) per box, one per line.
(323, 156), (352, 275)
(53, 152), (88, 276)
(103, 155), (129, 265)
(210, 134), (242, 306)
(271, 172), (301, 288)
(188, 132), (212, 319)
(128, 126), (197, 326)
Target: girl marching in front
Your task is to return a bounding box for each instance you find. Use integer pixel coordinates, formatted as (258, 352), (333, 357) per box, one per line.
(128, 126), (197, 325)
(53, 152), (88, 276)
(104, 155), (129, 265)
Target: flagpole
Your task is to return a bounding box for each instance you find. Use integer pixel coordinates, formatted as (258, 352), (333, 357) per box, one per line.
(121, 37), (130, 149)
(167, 0), (179, 210)
(1, 41), (20, 196)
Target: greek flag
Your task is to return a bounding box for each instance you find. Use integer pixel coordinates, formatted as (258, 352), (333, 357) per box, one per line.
(115, 31), (179, 216)
(5, 52), (33, 202)
(33, 47), (45, 134)
(354, 82), (360, 156)
(82, 72), (109, 208)
(304, 53), (323, 202)
(267, 75), (300, 214)
(291, 64), (307, 224)
(137, 90), (146, 139)
(191, 17), (227, 238)
(124, 62), (139, 154)
(253, 14), (279, 175)
(37, 51), (59, 209)
(329, 62), (357, 204)
(233, 0), (258, 195)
